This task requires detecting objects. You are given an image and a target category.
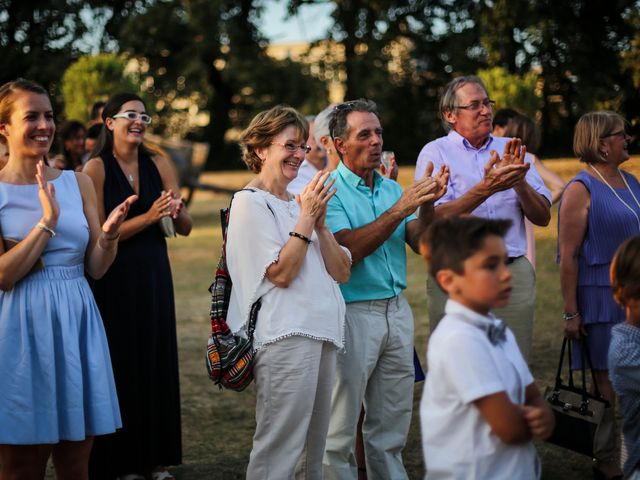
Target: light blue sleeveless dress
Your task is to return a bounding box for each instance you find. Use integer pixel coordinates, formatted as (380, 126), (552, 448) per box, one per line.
(0, 170), (121, 444)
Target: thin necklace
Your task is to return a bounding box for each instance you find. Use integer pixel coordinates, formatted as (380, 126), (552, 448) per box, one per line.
(589, 164), (640, 231)
(114, 153), (136, 184)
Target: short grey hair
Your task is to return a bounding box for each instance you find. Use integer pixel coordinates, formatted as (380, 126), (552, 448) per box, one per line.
(439, 75), (488, 132)
(329, 98), (379, 141)
(313, 104), (335, 145)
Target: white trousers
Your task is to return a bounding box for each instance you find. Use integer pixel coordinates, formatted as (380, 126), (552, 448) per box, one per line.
(247, 336), (337, 480)
(324, 295), (414, 480)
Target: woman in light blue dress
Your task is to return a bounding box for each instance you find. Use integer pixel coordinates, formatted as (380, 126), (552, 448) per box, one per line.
(0, 79), (136, 479)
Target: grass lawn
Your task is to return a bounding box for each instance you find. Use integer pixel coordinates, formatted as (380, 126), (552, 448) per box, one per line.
(82, 158), (640, 479)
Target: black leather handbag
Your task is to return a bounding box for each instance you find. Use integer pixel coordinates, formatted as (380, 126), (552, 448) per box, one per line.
(544, 337), (612, 457)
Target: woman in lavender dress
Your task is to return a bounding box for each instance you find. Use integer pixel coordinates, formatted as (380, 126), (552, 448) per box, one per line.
(558, 111), (638, 480)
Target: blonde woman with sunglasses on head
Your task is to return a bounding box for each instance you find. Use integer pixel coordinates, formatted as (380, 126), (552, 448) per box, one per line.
(83, 93), (192, 480)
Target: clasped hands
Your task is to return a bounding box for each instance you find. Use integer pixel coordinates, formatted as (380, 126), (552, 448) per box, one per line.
(482, 138), (530, 195)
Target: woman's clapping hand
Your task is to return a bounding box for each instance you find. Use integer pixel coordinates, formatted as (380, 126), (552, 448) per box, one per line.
(298, 171), (336, 229)
(36, 160), (59, 229)
(102, 195), (138, 236)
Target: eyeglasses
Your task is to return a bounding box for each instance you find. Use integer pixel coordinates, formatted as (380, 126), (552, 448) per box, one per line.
(271, 141), (311, 154)
(601, 129), (628, 139)
(454, 99), (496, 111)
(112, 111), (152, 125)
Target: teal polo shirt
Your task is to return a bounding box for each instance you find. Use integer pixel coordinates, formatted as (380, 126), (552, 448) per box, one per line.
(326, 162), (417, 303)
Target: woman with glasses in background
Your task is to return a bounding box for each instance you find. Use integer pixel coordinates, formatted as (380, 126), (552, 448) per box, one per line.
(558, 111), (637, 480)
(228, 105), (351, 479)
(84, 93), (192, 480)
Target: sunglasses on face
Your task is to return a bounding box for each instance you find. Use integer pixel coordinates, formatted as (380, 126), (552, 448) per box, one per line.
(112, 111), (152, 125)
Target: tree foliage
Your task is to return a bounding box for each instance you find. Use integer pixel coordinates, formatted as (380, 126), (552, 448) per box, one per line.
(2, 0), (640, 164)
(110, 0), (326, 169)
(61, 53), (138, 122)
(288, 0), (640, 159)
(477, 67), (540, 117)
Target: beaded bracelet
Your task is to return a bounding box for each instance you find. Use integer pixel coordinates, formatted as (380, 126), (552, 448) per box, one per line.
(36, 222), (56, 238)
(563, 311), (580, 321)
(289, 231), (312, 244)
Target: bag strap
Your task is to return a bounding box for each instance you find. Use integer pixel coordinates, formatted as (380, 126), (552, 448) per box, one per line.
(214, 188), (275, 340)
(554, 337), (571, 388)
(580, 340), (604, 398)
(555, 336), (605, 401)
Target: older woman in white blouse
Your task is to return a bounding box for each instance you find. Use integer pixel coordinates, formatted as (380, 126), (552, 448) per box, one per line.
(227, 105), (351, 479)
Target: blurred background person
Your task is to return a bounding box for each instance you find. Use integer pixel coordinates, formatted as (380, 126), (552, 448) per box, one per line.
(89, 100), (106, 127)
(84, 123), (103, 164)
(503, 114), (565, 266)
(52, 120), (86, 171)
(0, 78), (134, 480)
(314, 104), (341, 171)
(287, 115), (327, 195)
(84, 92), (192, 480)
(492, 108), (518, 137)
(558, 111), (637, 480)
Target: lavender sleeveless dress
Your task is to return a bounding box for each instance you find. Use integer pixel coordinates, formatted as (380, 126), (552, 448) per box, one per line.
(558, 169), (640, 369)
(0, 170), (121, 443)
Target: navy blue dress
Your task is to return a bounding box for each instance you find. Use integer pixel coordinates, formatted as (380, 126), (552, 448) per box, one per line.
(89, 151), (181, 478)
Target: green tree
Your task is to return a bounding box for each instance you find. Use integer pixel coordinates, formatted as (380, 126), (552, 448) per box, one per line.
(61, 54), (138, 122)
(477, 67), (540, 116)
(0, 0), (110, 113)
(110, 0), (326, 169)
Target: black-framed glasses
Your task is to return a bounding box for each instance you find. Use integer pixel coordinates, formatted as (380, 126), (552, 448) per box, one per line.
(454, 99), (496, 111)
(112, 111), (152, 125)
(601, 129), (628, 139)
(271, 141), (312, 154)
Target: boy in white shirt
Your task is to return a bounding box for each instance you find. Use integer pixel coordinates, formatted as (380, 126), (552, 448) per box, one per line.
(419, 216), (554, 479)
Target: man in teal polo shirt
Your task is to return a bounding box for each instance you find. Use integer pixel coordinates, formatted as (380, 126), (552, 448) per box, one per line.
(323, 99), (448, 479)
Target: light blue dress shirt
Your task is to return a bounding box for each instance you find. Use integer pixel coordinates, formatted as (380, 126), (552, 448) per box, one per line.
(326, 162), (416, 303)
(415, 131), (551, 257)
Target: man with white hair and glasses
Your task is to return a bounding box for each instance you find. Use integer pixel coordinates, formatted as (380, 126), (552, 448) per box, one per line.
(415, 75), (551, 360)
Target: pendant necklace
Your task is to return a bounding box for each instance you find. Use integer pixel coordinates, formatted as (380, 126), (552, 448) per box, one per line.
(114, 153), (136, 184)
(589, 164), (640, 231)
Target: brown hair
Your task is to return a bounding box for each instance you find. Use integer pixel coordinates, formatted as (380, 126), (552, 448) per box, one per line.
(611, 236), (640, 306)
(240, 105), (308, 173)
(421, 216), (512, 279)
(504, 114), (541, 154)
(0, 79), (49, 144)
(573, 111), (626, 164)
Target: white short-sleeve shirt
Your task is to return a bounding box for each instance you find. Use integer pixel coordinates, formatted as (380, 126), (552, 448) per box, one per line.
(420, 300), (540, 479)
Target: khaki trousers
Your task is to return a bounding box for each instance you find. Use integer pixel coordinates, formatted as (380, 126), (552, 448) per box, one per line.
(247, 337), (337, 480)
(426, 255), (536, 360)
(324, 295), (414, 480)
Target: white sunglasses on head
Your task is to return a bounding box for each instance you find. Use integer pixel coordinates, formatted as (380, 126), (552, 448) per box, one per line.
(112, 111), (152, 125)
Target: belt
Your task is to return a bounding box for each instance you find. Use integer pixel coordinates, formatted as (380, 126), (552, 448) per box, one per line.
(507, 255), (523, 265)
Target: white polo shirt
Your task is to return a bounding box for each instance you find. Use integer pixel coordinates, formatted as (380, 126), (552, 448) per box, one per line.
(420, 300), (540, 479)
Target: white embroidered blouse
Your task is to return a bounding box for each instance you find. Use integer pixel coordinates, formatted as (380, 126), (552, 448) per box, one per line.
(226, 189), (347, 351)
